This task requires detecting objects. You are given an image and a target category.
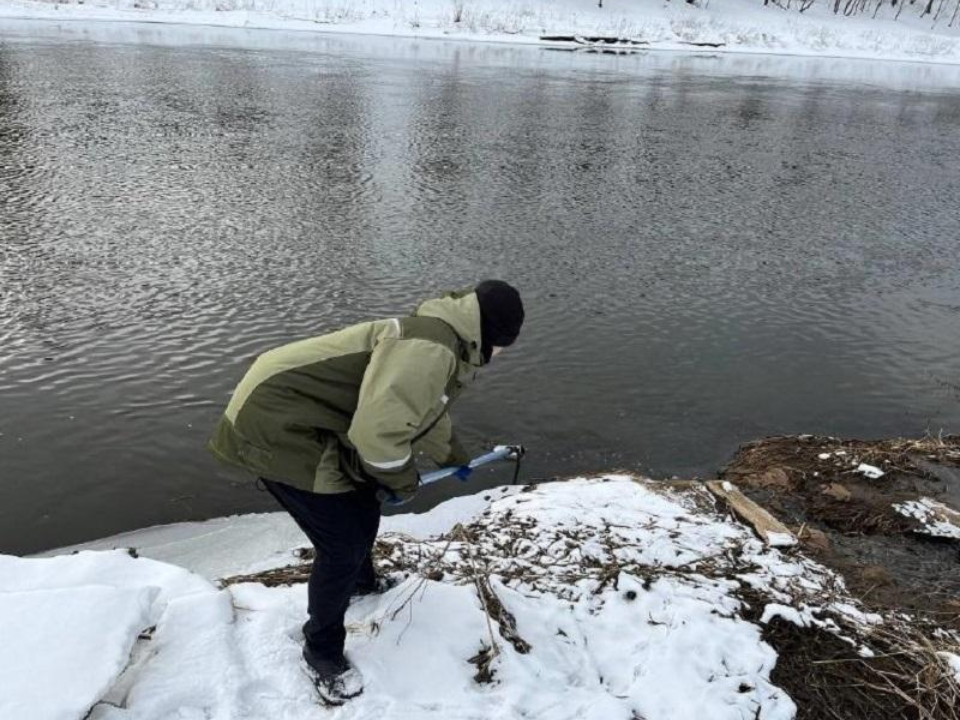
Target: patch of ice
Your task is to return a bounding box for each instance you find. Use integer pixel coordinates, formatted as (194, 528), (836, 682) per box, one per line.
(1, 550), (213, 602)
(893, 497), (960, 539)
(766, 531), (798, 548)
(938, 652), (960, 682)
(41, 513), (305, 580)
(817, 453), (831, 460)
(48, 488), (522, 581)
(856, 463), (885, 479)
(761, 603), (810, 627)
(830, 602), (882, 626)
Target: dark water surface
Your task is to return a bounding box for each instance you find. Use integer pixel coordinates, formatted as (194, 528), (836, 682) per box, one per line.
(2, 20), (959, 554)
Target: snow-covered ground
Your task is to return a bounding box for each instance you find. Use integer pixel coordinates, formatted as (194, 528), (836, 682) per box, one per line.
(46, 489), (511, 580)
(2, 0), (960, 64)
(8, 476), (952, 720)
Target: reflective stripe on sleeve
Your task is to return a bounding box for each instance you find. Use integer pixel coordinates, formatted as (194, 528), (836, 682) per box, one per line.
(366, 452), (412, 471)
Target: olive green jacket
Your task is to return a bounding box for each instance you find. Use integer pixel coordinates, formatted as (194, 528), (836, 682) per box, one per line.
(207, 291), (482, 496)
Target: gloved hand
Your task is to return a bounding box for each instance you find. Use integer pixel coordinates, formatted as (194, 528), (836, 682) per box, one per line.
(376, 486), (402, 505)
(453, 465), (473, 482)
(376, 476), (420, 505)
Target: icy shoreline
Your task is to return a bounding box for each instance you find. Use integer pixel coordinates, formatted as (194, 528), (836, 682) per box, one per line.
(6, 475), (960, 720)
(2, 0), (960, 65)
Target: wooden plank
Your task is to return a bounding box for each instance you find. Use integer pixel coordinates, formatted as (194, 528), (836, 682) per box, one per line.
(706, 480), (797, 547)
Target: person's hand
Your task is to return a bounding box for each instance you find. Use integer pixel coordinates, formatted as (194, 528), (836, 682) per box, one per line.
(376, 476), (420, 505)
(376, 486), (402, 505)
(453, 465), (473, 482)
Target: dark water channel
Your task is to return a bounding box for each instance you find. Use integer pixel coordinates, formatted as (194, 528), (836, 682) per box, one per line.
(2, 20), (959, 554)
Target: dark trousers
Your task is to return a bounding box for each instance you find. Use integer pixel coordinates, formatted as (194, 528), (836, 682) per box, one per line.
(262, 479), (381, 661)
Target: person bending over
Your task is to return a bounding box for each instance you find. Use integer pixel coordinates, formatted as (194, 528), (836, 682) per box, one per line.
(208, 280), (524, 705)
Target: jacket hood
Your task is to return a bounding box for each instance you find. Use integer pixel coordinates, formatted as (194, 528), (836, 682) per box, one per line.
(414, 289), (484, 367)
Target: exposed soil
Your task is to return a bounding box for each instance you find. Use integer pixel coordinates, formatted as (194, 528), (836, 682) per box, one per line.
(723, 435), (960, 627)
(739, 588), (960, 720)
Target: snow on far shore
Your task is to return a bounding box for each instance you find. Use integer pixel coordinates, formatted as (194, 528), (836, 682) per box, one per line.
(0, 477), (940, 720)
(2, 0), (960, 64)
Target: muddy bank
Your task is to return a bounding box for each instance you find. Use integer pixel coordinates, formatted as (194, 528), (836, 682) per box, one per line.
(722, 435), (960, 629)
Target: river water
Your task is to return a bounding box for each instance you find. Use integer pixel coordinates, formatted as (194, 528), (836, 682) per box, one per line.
(1, 20), (959, 554)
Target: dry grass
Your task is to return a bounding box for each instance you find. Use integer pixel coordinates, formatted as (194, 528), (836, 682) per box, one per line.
(726, 433), (960, 486)
(750, 606), (960, 720)
(723, 433), (960, 536)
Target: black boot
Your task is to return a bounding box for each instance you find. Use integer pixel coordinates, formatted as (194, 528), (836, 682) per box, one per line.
(352, 573), (399, 598)
(303, 647), (364, 706)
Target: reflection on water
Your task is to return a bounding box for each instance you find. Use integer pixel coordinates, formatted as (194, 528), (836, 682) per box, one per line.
(1, 20), (959, 554)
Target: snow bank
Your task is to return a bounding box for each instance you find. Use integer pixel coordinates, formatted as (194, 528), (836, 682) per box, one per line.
(3, 549), (213, 600)
(0, 586), (154, 720)
(45, 513), (310, 581)
(1, 0), (960, 64)
(7, 477), (943, 720)
(48, 486), (521, 581)
(0, 552), (218, 720)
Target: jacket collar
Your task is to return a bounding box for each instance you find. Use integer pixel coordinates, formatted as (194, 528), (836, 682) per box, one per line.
(413, 289), (484, 369)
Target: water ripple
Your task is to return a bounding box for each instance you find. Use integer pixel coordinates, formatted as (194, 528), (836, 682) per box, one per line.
(2, 29), (960, 553)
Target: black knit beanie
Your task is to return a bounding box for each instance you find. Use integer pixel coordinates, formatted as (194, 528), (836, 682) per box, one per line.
(475, 280), (524, 363)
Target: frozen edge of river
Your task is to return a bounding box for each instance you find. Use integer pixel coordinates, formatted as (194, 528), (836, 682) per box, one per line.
(2, 0), (960, 66)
